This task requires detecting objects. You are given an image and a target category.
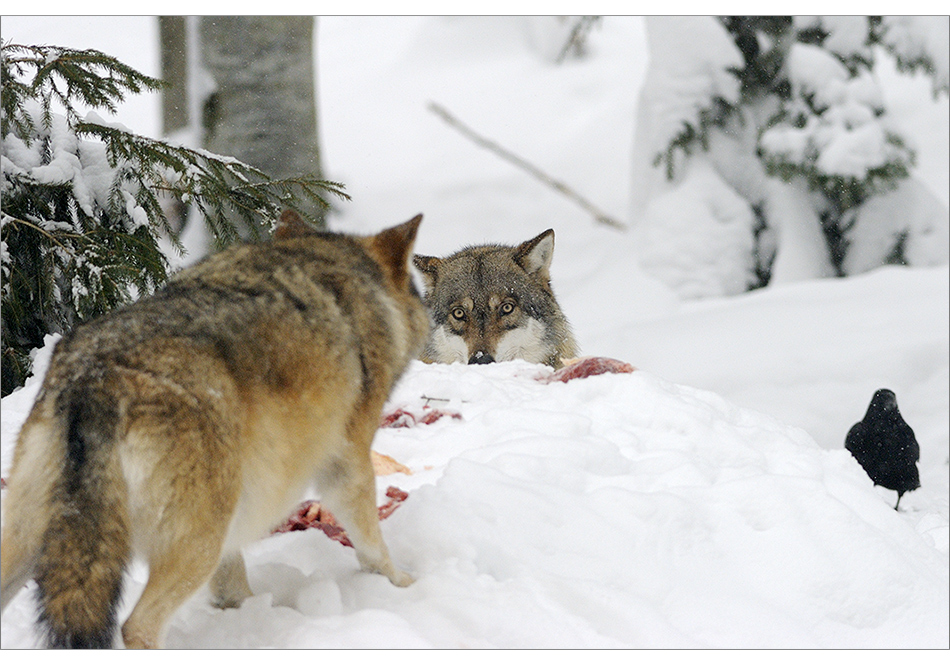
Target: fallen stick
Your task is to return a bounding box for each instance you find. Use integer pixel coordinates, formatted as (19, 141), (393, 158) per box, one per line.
(427, 101), (626, 231)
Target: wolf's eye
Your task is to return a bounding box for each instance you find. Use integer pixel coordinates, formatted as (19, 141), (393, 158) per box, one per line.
(451, 307), (466, 321)
(500, 301), (515, 315)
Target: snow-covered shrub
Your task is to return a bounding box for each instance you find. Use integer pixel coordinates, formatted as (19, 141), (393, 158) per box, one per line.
(0, 43), (346, 395)
(876, 16), (950, 95)
(631, 16), (949, 298)
(639, 158), (759, 298)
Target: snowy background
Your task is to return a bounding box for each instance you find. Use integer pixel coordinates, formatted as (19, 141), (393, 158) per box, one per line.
(1, 16), (948, 649)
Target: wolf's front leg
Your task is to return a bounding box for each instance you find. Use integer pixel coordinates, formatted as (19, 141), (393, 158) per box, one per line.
(317, 447), (413, 587)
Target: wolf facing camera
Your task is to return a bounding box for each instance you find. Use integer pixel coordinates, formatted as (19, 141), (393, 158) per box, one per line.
(413, 229), (579, 369)
(0, 211), (430, 648)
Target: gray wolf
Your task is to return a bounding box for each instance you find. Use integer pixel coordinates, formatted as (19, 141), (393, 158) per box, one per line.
(0, 211), (429, 648)
(412, 229), (579, 368)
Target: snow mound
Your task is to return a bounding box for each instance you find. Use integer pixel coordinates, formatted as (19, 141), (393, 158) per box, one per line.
(369, 361), (948, 648)
(6, 353), (945, 648)
(3, 362), (948, 648)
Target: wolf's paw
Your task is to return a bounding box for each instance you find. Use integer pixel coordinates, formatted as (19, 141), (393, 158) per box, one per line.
(358, 554), (415, 587)
(387, 568), (415, 587)
(211, 593), (248, 610)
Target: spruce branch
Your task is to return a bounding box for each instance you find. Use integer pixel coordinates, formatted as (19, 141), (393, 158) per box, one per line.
(73, 120), (349, 245)
(2, 42), (165, 137)
(1, 41), (350, 395)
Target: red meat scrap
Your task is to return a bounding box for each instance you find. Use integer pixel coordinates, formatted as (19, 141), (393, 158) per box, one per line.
(380, 406), (462, 428)
(543, 357), (636, 384)
(377, 486), (409, 520)
(271, 486), (409, 549)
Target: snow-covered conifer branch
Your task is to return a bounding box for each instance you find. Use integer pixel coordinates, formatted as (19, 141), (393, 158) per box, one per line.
(1, 41), (348, 395)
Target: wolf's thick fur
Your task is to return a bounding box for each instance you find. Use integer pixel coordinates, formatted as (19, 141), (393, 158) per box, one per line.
(0, 212), (429, 648)
(413, 229), (578, 368)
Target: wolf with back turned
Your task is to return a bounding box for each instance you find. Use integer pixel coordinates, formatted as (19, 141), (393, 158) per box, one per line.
(413, 229), (579, 368)
(0, 211), (430, 648)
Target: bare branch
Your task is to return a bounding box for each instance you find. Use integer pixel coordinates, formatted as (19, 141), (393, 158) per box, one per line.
(555, 16), (601, 64)
(427, 101), (626, 231)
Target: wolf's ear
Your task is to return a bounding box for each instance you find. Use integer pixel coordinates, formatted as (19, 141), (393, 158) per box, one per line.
(273, 209), (316, 240)
(513, 229), (555, 275)
(367, 214), (423, 289)
(412, 254), (442, 293)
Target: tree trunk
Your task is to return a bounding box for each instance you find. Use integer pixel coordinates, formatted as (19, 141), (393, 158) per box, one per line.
(158, 16), (189, 137)
(199, 16), (325, 227)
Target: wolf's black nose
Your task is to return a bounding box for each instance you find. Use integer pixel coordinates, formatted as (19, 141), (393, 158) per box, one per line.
(469, 351), (494, 365)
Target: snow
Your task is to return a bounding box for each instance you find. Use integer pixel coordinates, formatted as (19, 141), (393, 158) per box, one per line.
(1, 16), (948, 650)
(0, 100), (123, 225)
(801, 16), (874, 62)
(629, 16), (766, 298)
(636, 16), (742, 159)
(27, 111), (82, 188)
(842, 178), (950, 273)
(638, 157), (756, 297)
(761, 95), (903, 180)
(761, 177), (836, 283)
(786, 42), (852, 108)
(881, 15), (950, 93)
(629, 16), (742, 220)
(815, 114), (891, 177)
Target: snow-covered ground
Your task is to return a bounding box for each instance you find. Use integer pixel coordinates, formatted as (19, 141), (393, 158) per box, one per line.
(1, 16), (948, 649)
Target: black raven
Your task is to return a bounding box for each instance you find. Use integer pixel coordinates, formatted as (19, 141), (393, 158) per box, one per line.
(845, 389), (920, 511)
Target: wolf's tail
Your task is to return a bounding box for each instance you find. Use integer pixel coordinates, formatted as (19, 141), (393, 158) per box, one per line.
(35, 387), (130, 648)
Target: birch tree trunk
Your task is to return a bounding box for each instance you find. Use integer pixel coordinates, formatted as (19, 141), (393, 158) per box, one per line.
(199, 16), (325, 227)
(159, 16), (189, 137)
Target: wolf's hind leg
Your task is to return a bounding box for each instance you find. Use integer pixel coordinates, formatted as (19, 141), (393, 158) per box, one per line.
(0, 532), (38, 613)
(209, 552), (253, 609)
(120, 416), (240, 648)
(1, 418), (59, 612)
(121, 532), (226, 649)
(0, 490), (44, 612)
